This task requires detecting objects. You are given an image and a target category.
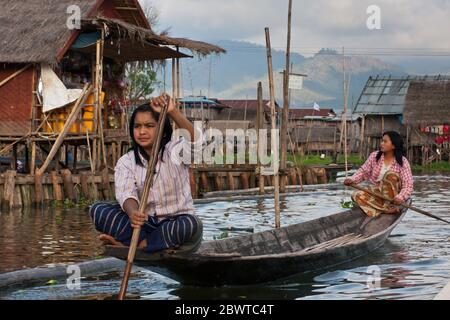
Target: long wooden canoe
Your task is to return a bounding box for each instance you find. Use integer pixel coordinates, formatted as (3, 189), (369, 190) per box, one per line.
(105, 204), (408, 286)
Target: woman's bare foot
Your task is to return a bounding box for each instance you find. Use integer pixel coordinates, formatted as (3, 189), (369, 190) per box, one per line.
(99, 234), (147, 249)
(385, 206), (401, 214)
(99, 234), (125, 247)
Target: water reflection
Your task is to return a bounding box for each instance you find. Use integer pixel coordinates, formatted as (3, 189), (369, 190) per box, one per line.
(1, 175), (450, 300)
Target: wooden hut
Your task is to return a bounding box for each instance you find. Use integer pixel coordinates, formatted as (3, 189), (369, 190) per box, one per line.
(217, 99), (281, 128)
(403, 80), (450, 164)
(0, 0), (225, 175)
(353, 75), (450, 158)
(288, 108), (336, 129)
(0, 0), (225, 207)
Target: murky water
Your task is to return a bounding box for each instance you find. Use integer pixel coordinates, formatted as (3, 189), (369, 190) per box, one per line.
(1, 175), (450, 300)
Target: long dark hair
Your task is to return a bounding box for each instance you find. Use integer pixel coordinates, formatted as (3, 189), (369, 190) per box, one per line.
(376, 131), (405, 167)
(129, 103), (173, 167)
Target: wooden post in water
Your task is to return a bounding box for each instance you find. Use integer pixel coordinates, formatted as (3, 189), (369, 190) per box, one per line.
(61, 169), (76, 202)
(34, 172), (43, 205)
(51, 171), (63, 202)
(2, 170), (16, 210)
(257, 82), (265, 195)
(265, 27), (281, 229)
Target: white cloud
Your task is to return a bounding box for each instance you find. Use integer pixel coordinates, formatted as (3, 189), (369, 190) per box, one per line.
(141, 0), (450, 54)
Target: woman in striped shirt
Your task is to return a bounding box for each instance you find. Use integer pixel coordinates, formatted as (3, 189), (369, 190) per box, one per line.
(344, 131), (414, 217)
(88, 94), (204, 253)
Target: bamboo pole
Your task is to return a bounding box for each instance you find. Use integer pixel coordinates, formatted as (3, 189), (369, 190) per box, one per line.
(95, 30), (107, 169)
(30, 140), (36, 174)
(280, 0), (293, 193)
(265, 27), (281, 229)
(257, 82), (265, 195)
(342, 47), (349, 176)
(118, 98), (169, 300)
(36, 84), (92, 176)
(359, 114), (365, 158)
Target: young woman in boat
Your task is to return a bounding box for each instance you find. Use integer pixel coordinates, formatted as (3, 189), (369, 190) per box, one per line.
(344, 131), (413, 217)
(88, 94), (204, 253)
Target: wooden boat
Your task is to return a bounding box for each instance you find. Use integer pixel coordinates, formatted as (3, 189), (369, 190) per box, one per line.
(105, 204), (409, 286)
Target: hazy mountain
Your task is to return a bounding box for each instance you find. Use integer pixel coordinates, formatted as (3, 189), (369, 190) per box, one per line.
(165, 40), (409, 110)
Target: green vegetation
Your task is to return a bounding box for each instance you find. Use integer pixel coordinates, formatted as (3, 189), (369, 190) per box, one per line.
(51, 197), (94, 209)
(287, 154), (365, 166)
(412, 162), (450, 173)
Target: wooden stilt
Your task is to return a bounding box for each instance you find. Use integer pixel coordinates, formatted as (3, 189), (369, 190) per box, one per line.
(189, 169), (198, 199)
(51, 171), (63, 202)
(200, 172), (209, 192)
(240, 173), (250, 190)
(2, 170), (16, 210)
(214, 173), (222, 191)
(61, 169), (76, 202)
(12, 144), (18, 171)
(80, 171), (90, 200)
(101, 167), (110, 200)
(227, 172), (235, 190)
(73, 145), (78, 171)
(34, 172), (43, 205)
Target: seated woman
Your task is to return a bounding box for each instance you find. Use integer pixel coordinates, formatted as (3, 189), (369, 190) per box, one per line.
(344, 131), (413, 217)
(88, 94), (204, 253)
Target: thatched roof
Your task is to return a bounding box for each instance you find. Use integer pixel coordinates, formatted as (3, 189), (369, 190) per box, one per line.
(87, 17), (226, 56)
(0, 0), (93, 63)
(0, 0), (225, 64)
(403, 80), (450, 126)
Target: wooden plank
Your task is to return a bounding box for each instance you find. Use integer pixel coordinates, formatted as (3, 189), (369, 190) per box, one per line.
(36, 84), (92, 176)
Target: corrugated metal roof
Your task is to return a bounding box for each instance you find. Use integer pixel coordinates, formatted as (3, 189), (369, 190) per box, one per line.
(354, 75), (450, 115)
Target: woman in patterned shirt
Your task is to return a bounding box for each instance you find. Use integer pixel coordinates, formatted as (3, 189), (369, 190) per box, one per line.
(344, 131), (413, 217)
(88, 94), (204, 253)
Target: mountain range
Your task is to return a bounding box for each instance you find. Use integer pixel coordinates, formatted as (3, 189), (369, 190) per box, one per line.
(162, 40), (448, 111)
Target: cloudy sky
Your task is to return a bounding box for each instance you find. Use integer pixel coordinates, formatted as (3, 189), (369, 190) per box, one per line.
(143, 0), (450, 57)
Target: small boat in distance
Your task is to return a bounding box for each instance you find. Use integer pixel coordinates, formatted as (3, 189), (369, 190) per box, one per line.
(106, 204), (409, 286)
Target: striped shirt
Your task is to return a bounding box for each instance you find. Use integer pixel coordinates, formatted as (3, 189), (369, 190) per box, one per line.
(114, 127), (204, 219)
(350, 151), (414, 201)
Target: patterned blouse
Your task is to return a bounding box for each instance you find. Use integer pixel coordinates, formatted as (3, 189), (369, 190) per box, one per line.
(349, 151), (414, 201)
(114, 127), (204, 219)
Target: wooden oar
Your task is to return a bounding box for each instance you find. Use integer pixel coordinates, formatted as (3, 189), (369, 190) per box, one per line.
(350, 184), (450, 225)
(118, 96), (169, 300)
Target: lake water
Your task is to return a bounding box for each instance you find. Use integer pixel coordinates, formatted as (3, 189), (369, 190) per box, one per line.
(1, 175), (449, 300)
